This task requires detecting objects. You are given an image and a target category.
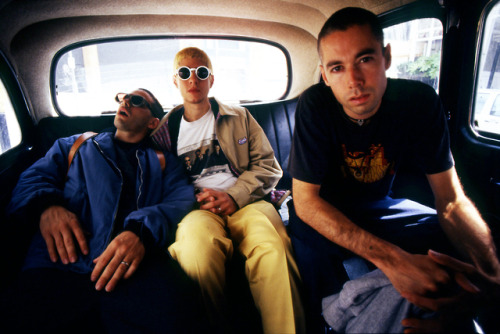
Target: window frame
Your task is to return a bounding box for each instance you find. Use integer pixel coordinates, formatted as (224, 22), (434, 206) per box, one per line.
(50, 35), (292, 116)
(470, 0), (500, 143)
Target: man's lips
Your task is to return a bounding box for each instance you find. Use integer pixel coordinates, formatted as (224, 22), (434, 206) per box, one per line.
(118, 108), (129, 117)
(349, 93), (370, 105)
(188, 88), (200, 93)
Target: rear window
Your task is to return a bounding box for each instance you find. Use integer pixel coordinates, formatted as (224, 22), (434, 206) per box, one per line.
(53, 38), (289, 116)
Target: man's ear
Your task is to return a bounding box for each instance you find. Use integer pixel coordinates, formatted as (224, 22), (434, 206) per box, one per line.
(209, 74), (214, 89)
(383, 43), (392, 70)
(173, 74), (179, 88)
(149, 117), (160, 130)
(320, 65), (331, 87)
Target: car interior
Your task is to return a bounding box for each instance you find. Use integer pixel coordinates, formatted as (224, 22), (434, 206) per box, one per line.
(0, 0), (499, 332)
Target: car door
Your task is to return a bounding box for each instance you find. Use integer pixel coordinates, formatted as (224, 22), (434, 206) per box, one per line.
(451, 0), (500, 233)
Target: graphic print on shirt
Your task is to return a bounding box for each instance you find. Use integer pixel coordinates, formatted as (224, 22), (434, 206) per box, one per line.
(180, 139), (231, 179)
(177, 110), (237, 191)
(341, 143), (394, 183)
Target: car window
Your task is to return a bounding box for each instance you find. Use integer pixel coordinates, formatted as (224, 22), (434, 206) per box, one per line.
(475, 92), (489, 117)
(53, 38), (289, 116)
(384, 18), (442, 92)
(0, 78), (21, 154)
(492, 95), (500, 116)
(473, 1), (500, 136)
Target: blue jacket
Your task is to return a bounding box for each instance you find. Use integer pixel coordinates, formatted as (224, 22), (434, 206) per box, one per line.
(7, 132), (195, 273)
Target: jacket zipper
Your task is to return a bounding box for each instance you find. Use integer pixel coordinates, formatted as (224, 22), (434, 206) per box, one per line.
(94, 139), (123, 247)
(136, 150), (143, 209)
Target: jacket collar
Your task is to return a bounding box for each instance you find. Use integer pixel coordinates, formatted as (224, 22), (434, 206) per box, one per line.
(155, 97), (240, 126)
(212, 97), (239, 117)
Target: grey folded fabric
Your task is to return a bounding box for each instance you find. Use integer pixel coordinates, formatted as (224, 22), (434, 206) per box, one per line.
(322, 269), (435, 333)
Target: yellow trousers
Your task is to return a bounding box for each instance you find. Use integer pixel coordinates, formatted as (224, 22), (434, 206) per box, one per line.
(168, 200), (305, 334)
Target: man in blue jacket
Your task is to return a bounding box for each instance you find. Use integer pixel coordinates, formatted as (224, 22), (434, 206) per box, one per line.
(1, 89), (204, 333)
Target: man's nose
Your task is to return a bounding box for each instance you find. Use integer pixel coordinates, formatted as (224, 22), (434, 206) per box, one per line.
(121, 96), (132, 107)
(188, 69), (200, 83)
(347, 65), (363, 88)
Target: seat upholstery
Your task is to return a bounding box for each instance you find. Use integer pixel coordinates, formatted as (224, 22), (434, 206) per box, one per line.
(244, 99), (297, 190)
(36, 98), (299, 189)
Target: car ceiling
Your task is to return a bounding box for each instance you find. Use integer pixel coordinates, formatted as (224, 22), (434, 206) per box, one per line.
(0, 0), (417, 121)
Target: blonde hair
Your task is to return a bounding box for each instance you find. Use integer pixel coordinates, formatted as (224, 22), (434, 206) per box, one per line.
(173, 47), (213, 72)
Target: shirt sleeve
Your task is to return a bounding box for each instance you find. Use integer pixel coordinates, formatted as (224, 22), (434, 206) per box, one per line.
(225, 108), (283, 208)
(7, 135), (77, 222)
(288, 85), (335, 185)
(409, 82), (454, 174)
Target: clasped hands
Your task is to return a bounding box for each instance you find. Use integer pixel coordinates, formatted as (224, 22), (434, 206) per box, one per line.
(196, 187), (238, 216)
(40, 205), (145, 292)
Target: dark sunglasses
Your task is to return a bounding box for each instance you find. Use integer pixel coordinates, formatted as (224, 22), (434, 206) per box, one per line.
(176, 66), (211, 80)
(115, 93), (152, 109)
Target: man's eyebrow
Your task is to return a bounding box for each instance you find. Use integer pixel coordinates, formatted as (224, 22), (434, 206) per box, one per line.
(356, 48), (377, 58)
(324, 59), (342, 69)
(324, 47), (378, 69)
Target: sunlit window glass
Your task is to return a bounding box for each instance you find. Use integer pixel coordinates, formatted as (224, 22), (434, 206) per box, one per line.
(0, 79), (21, 154)
(54, 39), (289, 116)
(473, 2), (500, 135)
(384, 18), (442, 92)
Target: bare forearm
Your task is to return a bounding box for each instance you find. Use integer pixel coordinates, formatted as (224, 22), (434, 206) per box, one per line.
(437, 196), (500, 276)
(427, 168), (500, 276)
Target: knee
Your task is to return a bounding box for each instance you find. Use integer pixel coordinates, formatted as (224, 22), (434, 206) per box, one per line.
(172, 211), (232, 261)
(246, 234), (286, 261)
(177, 211), (221, 241)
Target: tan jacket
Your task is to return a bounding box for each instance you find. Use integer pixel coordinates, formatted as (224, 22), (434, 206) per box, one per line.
(151, 98), (282, 208)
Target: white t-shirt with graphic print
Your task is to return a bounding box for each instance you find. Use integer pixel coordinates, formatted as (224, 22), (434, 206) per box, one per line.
(177, 108), (237, 191)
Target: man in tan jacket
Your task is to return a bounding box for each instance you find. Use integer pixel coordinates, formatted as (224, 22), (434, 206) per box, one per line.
(152, 47), (304, 334)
